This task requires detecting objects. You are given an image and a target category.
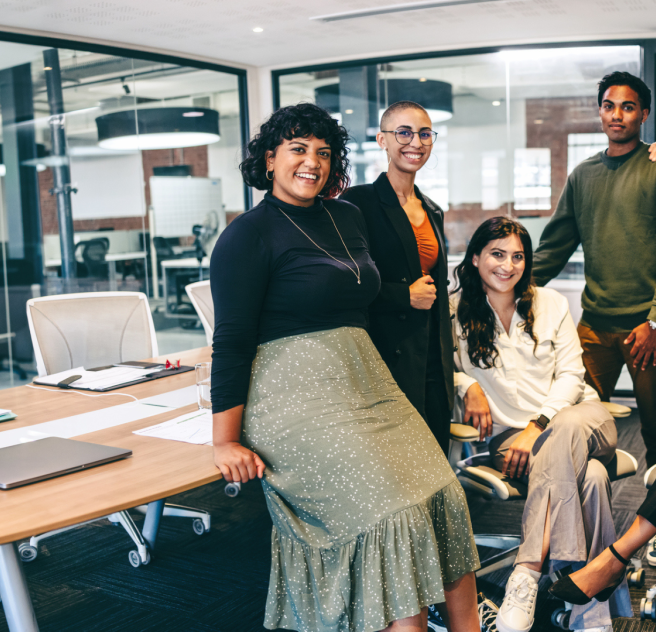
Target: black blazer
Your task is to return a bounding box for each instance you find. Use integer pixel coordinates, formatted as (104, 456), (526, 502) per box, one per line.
(341, 173), (455, 414)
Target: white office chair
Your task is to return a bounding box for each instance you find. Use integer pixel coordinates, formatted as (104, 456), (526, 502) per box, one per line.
(185, 280), (213, 346)
(452, 400), (636, 577)
(22, 292), (211, 567)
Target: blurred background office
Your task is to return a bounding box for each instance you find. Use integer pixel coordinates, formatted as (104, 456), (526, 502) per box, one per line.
(0, 4), (654, 394)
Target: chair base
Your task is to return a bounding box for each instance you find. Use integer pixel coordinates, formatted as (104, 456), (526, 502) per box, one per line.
(474, 534), (521, 578)
(21, 502), (211, 566)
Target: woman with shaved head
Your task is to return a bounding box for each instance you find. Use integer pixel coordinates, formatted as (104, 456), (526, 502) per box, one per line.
(341, 101), (480, 629)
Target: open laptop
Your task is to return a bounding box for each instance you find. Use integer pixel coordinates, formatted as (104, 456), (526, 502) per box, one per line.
(0, 437), (132, 490)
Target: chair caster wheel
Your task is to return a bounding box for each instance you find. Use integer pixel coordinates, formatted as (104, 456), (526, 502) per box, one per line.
(224, 481), (241, 497)
(641, 586), (656, 619)
(18, 543), (38, 563)
(551, 607), (570, 629)
(192, 518), (207, 535)
(628, 567), (645, 588)
(128, 549), (150, 568)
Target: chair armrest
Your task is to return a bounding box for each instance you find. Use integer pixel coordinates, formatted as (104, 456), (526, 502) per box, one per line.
(605, 449), (638, 482)
(645, 464), (656, 489)
(601, 401), (632, 418)
(450, 423), (479, 443)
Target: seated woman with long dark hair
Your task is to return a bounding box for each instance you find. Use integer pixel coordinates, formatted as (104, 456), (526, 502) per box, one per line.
(210, 103), (480, 632)
(451, 217), (632, 632)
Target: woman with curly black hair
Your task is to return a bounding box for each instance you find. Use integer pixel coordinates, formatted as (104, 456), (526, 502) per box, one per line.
(209, 102), (480, 632)
(452, 217), (630, 632)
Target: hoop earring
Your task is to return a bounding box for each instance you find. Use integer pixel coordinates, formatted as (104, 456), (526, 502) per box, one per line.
(266, 170), (274, 181)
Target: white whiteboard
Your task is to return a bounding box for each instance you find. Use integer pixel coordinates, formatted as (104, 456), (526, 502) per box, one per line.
(71, 154), (146, 220)
(150, 176), (224, 238)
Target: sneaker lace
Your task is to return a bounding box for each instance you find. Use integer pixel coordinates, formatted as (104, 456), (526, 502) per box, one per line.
(478, 597), (499, 632)
(505, 574), (537, 611)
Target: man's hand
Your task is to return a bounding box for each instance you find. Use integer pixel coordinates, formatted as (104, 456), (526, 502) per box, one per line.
(502, 423), (543, 479)
(214, 441), (265, 483)
(464, 382), (493, 441)
(649, 143), (656, 162)
(409, 275), (436, 310)
(625, 321), (656, 370)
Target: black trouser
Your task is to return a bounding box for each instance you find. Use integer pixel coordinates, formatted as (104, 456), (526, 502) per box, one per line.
(638, 485), (656, 527)
(424, 321), (451, 456)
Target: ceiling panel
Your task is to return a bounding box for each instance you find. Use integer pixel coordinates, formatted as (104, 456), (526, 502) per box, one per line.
(0, 0), (654, 67)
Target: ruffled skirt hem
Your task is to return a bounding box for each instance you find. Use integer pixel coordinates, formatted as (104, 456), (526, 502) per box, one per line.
(264, 479), (480, 632)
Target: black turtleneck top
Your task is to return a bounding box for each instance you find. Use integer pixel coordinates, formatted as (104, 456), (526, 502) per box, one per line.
(210, 193), (381, 414)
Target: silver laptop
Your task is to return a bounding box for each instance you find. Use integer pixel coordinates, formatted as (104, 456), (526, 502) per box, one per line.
(0, 437), (132, 490)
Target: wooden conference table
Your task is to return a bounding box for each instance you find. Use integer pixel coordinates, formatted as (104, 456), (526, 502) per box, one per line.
(0, 347), (221, 632)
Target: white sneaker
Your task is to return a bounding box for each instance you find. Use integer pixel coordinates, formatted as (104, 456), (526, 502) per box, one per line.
(496, 568), (539, 632)
(646, 535), (656, 567)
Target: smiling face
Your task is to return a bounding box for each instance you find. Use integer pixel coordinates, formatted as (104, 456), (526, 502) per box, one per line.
(266, 135), (332, 207)
(472, 234), (526, 298)
(599, 85), (649, 151)
(377, 107), (433, 175)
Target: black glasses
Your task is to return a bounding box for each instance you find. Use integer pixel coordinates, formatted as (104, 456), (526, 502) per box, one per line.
(381, 129), (438, 145)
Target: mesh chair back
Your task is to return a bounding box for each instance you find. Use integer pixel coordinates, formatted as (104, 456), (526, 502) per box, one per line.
(185, 281), (213, 346)
(27, 292), (158, 376)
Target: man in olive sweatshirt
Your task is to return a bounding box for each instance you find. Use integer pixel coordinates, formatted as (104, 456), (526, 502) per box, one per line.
(533, 71), (656, 467)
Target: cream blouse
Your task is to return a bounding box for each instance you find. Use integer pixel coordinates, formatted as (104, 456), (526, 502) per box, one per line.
(452, 287), (599, 434)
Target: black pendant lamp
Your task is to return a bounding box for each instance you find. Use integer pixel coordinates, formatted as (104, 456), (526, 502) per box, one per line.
(96, 107), (220, 150)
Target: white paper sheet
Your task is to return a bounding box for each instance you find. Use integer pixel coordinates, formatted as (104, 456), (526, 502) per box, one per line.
(0, 386), (196, 449)
(133, 409), (212, 445)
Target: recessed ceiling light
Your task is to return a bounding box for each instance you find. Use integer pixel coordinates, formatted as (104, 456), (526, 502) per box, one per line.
(183, 111), (205, 117)
(419, 77), (427, 82)
(345, 109), (354, 114)
(534, 119), (544, 124)
(43, 66), (52, 71)
(253, 27), (263, 32)
(492, 100), (501, 106)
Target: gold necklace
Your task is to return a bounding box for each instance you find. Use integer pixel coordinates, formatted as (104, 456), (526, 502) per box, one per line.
(277, 206), (362, 284)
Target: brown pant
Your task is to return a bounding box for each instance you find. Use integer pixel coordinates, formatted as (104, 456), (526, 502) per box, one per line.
(578, 323), (656, 466)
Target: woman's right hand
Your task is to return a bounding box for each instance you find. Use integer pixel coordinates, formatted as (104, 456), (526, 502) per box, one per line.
(214, 441), (265, 483)
(464, 383), (493, 441)
(409, 275), (436, 310)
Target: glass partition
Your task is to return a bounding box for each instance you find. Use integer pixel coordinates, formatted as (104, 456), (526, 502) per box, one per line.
(0, 40), (247, 387)
(277, 45), (641, 258)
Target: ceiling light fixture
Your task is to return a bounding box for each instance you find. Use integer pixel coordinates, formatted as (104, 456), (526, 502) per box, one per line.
(419, 77), (427, 82)
(492, 100), (501, 106)
(253, 27), (263, 32)
(315, 78), (453, 124)
(310, 0), (511, 22)
(96, 107), (220, 151)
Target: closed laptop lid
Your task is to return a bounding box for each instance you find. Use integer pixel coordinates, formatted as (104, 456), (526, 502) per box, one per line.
(0, 437), (132, 490)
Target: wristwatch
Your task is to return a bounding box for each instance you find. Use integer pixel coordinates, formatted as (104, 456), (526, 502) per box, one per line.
(532, 414), (550, 431)
(649, 320), (656, 330)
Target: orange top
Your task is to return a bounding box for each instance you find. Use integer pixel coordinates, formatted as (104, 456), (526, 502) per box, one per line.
(403, 199), (439, 274)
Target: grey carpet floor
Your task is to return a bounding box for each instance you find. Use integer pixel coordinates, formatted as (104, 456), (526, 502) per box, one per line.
(2, 409), (655, 631)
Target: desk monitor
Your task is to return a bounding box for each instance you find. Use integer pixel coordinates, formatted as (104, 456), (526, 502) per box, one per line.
(0, 437), (132, 490)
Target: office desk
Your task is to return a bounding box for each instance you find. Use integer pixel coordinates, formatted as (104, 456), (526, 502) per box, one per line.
(161, 257), (210, 319)
(0, 347), (221, 632)
(45, 252), (148, 291)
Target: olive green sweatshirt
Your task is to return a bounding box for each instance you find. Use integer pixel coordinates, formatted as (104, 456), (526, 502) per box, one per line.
(533, 142), (656, 332)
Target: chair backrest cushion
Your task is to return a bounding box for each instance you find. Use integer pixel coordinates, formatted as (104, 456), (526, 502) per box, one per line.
(186, 281), (214, 345)
(28, 293), (156, 376)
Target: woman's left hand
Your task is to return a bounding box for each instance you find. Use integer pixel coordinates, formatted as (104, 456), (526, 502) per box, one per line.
(502, 423), (543, 479)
